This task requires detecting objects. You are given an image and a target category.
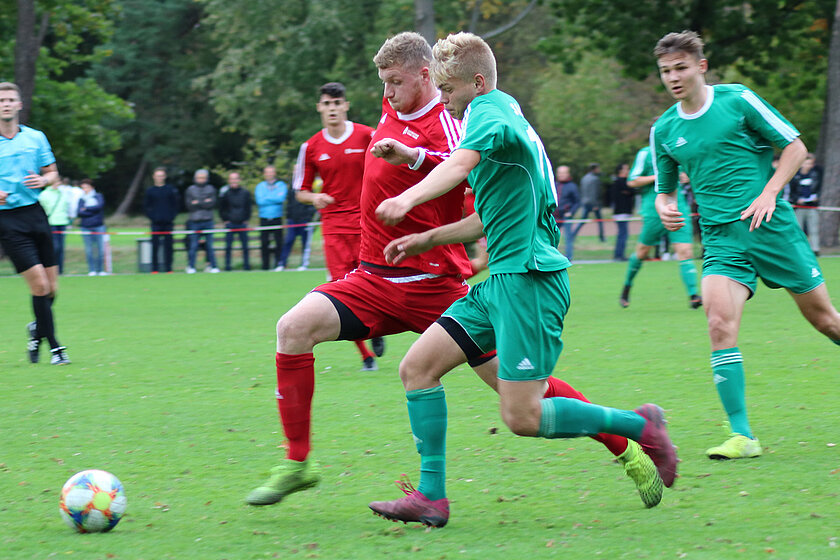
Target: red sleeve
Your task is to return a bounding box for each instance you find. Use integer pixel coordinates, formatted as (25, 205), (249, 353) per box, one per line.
(293, 139), (317, 192)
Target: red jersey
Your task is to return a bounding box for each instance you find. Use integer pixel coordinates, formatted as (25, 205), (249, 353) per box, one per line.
(293, 121), (374, 235)
(360, 96), (471, 277)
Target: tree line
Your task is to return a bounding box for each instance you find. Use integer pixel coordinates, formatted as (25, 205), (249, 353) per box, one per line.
(3, 0), (838, 245)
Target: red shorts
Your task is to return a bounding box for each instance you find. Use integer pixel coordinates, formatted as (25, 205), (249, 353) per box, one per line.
(313, 265), (469, 337)
(322, 233), (361, 281)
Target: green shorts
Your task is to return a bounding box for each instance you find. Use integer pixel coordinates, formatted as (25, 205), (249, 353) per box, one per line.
(638, 213), (694, 246)
(440, 269), (570, 381)
(701, 205), (823, 296)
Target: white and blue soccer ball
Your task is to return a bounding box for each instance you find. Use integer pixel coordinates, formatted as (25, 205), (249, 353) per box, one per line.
(59, 469), (127, 533)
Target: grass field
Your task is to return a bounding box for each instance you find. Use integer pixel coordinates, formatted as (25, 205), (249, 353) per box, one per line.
(1, 258), (838, 559)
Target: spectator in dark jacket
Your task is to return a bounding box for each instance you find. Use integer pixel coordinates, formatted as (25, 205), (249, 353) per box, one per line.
(790, 153), (822, 255)
(77, 179), (107, 276)
(280, 180), (318, 270)
(219, 171), (253, 271)
(555, 165), (580, 261)
(144, 167), (180, 273)
(611, 163), (634, 261)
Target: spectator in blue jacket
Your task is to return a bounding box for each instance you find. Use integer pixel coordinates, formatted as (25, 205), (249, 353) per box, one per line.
(143, 167), (180, 273)
(255, 165), (286, 271)
(77, 179), (107, 276)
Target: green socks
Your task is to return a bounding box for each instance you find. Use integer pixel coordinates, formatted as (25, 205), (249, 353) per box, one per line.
(711, 347), (751, 438)
(406, 386), (447, 501)
(537, 397), (646, 441)
(624, 254), (642, 287)
(679, 259), (699, 297)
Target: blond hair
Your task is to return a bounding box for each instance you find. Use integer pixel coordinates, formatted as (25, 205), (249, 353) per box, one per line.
(373, 32), (432, 70)
(430, 32), (497, 89)
(0, 82), (21, 94)
(654, 30), (705, 60)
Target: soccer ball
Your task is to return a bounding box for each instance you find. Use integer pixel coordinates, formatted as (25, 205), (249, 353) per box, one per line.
(59, 469), (127, 533)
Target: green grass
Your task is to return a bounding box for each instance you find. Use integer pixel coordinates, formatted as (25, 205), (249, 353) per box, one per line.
(1, 259), (838, 559)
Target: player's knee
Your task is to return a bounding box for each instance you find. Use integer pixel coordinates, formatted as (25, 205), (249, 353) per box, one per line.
(500, 406), (540, 437)
(398, 352), (436, 389)
(706, 313), (736, 344)
(276, 312), (310, 351)
(807, 309), (840, 338)
(29, 279), (51, 296)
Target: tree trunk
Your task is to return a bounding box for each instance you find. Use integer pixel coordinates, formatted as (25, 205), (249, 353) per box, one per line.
(14, 0), (38, 123)
(114, 158), (148, 218)
(819, 0), (840, 248)
(414, 0), (436, 45)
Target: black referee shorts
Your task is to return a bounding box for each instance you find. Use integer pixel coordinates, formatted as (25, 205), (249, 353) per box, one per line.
(0, 203), (57, 273)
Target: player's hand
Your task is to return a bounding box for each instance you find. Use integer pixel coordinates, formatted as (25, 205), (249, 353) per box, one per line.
(741, 191), (776, 231)
(376, 196), (412, 226)
(0, 190), (8, 205)
(313, 193), (335, 210)
(383, 232), (433, 265)
(23, 173), (46, 189)
(657, 202), (685, 231)
(370, 139), (419, 166)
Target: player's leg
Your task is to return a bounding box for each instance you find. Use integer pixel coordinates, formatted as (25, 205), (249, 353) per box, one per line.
(247, 292), (342, 506)
(701, 274), (760, 459)
(621, 242), (652, 307)
(673, 241), (701, 308)
(789, 284), (840, 344)
(368, 322), (467, 527)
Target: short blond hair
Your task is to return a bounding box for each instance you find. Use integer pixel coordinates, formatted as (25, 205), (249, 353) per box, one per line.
(0, 82), (21, 94)
(373, 32), (432, 71)
(430, 32), (497, 89)
(654, 30), (705, 61)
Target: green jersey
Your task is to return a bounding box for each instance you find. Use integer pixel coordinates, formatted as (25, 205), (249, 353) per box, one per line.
(651, 84), (799, 226)
(458, 89), (569, 274)
(629, 145), (689, 218)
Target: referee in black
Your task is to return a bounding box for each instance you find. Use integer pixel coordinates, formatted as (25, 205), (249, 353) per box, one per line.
(0, 82), (69, 364)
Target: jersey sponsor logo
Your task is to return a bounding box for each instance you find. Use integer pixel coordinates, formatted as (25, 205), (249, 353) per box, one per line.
(811, 267), (820, 278)
(675, 136), (688, 147)
(318, 153), (331, 161)
(713, 374), (727, 385)
(516, 357), (535, 370)
(402, 126), (419, 140)
(344, 148), (365, 154)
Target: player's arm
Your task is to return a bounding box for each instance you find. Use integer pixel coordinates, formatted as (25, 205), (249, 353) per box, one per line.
(383, 212), (484, 265)
(627, 175), (655, 189)
(23, 163), (58, 190)
(741, 138), (806, 231)
(296, 189), (335, 209)
(376, 148), (480, 226)
(650, 129), (684, 231)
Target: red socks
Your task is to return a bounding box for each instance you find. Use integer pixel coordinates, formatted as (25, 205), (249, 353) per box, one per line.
(354, 340), (374, 360)
(275, 352), (316, 462)
(543, 376), (629, 456)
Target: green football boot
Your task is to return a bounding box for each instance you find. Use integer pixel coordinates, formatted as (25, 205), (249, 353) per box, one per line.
(617, 440), (664, 508)
(706, 434), (762, 460)
(246, 459), (320, 505)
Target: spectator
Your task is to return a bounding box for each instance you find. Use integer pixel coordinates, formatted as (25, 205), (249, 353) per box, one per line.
(555, 165), (580, 260)
(255, 165), (286, 271)
(219, 171), (253, 271)
(38, 180), (73, 274)
(574, 163), (606, 242)
(184, 169), (219, 274)
(611, 163), (633, 261)
(143, 167), (180, 273)
(790, 153), (821, 256)
(280, 178), (316, 271)
(77, 179), (107, 276)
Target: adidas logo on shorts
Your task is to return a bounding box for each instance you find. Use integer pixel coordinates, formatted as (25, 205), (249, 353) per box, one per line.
(516, 357), (535, 370)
